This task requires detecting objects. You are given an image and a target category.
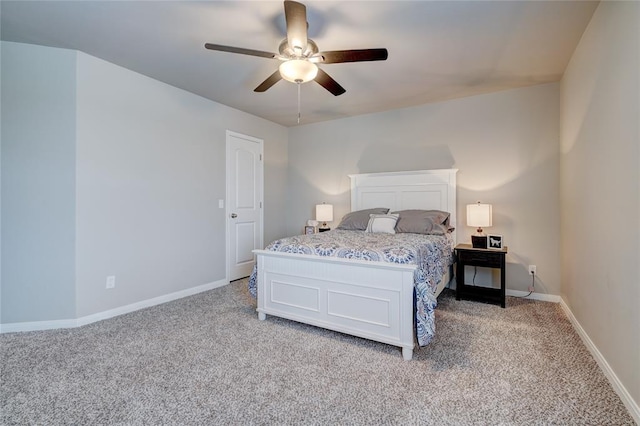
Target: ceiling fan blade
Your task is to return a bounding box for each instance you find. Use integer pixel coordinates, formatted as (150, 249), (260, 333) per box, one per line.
(284, 0), (308, 53)
(319, 48), (388, 64)
(204, 43), (277, 59)
(314, 68), (346, 96)
(254, 70), (283, 92)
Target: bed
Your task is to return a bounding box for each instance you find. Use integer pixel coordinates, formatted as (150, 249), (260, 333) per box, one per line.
(250, 169), (458, 360)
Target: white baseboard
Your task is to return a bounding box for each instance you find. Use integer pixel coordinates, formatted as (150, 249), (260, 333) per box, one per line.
(506, 289), (560, 303)
(448, 280), (561, 303)
(0, 279), (229, 334)
(559, 298), (640, 424)
(0, 318), (80, 333)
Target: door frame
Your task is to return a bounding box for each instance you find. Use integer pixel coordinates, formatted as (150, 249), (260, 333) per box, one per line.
(225, 130), (264, 282)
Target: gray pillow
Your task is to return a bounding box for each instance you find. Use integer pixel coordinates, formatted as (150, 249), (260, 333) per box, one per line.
(336, 208), (390, 231)
(391, 210), (453, 235)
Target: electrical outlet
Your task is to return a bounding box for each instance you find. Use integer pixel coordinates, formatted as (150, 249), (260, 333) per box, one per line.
(106, 275), (116, 289)
(528, 265), (537, 275)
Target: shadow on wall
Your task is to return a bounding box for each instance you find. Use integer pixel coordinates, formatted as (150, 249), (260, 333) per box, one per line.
(357, 144), (455, 173)
(457, 155), (560, 294)
(288, 145), (560, 295)
(286, 144), (456, 237)
(285, 168), (350, 237)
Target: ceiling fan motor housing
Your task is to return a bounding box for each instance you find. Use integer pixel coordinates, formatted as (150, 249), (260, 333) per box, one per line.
(278, 38), (318, 59)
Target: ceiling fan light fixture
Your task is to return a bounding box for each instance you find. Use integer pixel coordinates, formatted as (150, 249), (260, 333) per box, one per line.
(279, 59), (318, 84)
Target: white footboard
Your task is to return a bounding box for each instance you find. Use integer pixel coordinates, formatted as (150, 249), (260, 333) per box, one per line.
(254, 250), (417, 360)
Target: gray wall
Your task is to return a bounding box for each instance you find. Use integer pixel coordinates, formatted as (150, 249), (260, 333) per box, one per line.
(1, 43), (77, 322)
(288, 83), (561, 295)
(1, 42), (289, 323)
(560, 1), (639, 410)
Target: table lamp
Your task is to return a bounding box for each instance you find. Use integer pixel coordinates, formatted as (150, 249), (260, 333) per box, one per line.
(316, 203), (334, 232)
(467, 202), (492, 248)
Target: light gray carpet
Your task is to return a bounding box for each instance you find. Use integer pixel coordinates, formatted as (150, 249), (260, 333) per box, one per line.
(1, 280), (635, 425)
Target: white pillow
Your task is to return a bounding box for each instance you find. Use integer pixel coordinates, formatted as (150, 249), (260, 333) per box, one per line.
(365, 213), (400, 234)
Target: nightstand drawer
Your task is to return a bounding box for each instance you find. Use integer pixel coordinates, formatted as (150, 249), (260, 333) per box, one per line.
(457, 250), (501, 267)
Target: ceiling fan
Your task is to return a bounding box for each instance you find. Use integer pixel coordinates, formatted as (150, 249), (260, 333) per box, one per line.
(204, 0), (388, 97)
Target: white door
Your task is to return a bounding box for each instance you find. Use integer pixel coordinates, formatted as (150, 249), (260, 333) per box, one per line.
(226, 131), (263, 281)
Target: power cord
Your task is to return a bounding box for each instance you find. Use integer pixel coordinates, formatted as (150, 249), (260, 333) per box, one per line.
(514, 270), (535, 298)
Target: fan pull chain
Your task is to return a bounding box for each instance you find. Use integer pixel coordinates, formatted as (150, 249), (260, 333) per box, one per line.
(297, 82), (301, 124)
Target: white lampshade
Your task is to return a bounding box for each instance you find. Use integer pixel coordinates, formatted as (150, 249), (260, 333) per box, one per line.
(467, 202), (493, 230)
(279, 60), (318, 83)
(316, 204), (334, 222)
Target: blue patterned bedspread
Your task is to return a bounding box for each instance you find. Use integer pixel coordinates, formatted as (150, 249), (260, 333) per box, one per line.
(248, 229), (454, 346)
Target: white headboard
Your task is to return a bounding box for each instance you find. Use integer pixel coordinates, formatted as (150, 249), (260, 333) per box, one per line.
(348, 169), (458, 242)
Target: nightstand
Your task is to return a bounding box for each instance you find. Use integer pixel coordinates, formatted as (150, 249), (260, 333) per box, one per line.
(455, 243), (507, 308)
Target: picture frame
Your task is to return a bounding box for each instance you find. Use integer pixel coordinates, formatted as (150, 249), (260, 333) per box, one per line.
(304, 225), (316, 235)
(488, 234), (503, 250)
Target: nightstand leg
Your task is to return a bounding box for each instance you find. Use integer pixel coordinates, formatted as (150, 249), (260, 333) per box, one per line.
(500, 256), (506, 308)
(455, 260), (463, 301)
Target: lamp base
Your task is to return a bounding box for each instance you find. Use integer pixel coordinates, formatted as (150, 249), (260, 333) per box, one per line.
(318, 220), (331, 233)
(471, 235), (488, 249)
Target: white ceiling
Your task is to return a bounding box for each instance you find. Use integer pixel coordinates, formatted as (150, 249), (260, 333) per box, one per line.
(1, 1), (598, 127)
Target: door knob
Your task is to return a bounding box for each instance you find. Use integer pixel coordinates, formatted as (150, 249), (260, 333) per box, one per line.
(230, 213), (237, 218)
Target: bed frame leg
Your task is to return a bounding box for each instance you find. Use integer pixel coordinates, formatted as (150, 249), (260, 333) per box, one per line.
(402, 347), (413, 361)
(258, 312), (266, 321)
